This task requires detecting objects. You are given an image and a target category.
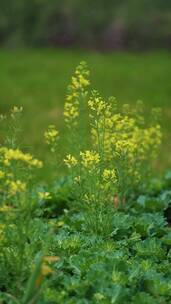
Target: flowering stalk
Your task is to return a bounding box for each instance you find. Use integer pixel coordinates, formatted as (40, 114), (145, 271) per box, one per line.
(46, 62), (162, 232)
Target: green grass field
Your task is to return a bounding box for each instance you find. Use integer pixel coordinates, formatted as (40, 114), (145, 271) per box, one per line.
(0, 49), (171, 181)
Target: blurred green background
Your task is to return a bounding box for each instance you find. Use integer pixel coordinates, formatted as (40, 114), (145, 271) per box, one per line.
(0, 1), (171, 180)
(1, 1), (171, 50)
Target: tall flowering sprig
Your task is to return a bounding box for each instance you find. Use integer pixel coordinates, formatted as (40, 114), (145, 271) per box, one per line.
(46, 62), (162, 232)
(0, 107), (43, 204)
(64, 61), (90, 127)
(87, 91), (118, 206)
(62, 63), (162, 207)
(88, 91), (117, 159)
(63, 62), (90, 155)
(44, 125), (59, 153)
(0, 107), (47, 290)
(0, 106), (23, 151)
(0, 146), (43, 203)
(44, 124), (61, 178)
(87, 88), (162, 201)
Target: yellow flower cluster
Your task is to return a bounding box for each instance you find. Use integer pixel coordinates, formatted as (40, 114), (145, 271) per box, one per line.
(101, 169), (117, 191)
(11, 106), (23, 114)
(102, 169), (117, 182)
(64, 154), (78, 168)
(0, 145), (43, 199)
(80, 150), (100, 168)
(88, 95), (107, 116)
(11, 106), (23, 119)
(89, 95), (162, 168)
(64, 61), (90, 125)
(87, 82), (162, 192)
(48, 62), (162, 207)
(0, 147), (43, 168)
(72, 73), (89, 89)
(44, 125), (59, 153)
(111, 123), (162, 162)
(142, 125), (162, 158)
(38, 191), (52, 200)
(44, 125), (59, 145)
(64, 150), (100, 174)
(7, 180), (26, 196)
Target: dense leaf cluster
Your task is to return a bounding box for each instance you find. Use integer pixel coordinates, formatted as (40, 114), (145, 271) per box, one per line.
(31, 174), (171, 302)
(1, 172), (171, 303)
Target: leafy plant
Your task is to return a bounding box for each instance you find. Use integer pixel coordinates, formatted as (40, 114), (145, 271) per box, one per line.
(0, 63), (171, 304)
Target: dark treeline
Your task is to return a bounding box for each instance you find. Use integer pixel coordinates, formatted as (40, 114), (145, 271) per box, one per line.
(1, 0), (171, 50)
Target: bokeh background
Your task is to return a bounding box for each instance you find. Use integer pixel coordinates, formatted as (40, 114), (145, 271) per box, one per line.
(0, 1), (171, 180)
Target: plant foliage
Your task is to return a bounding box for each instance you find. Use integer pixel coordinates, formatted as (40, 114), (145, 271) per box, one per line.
(0, 64), (171, 303)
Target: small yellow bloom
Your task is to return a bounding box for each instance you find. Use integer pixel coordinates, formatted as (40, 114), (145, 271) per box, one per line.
(80, 150), (100, 168)
(78, 74), (90, 87)
(38, 192), (52, 200)
(11, 106), (23, 118)
(64, 154), (78, 168)
(64, 103), (79, 121)
(64, 61), (90, 125)
(88, 96), (106, 116)
(0, 147), (43, 168)
(11, 106), (23, 114)
(102, 169), (117, 182)
(44, 125), (59, 145)
(8, 180), (26, 196)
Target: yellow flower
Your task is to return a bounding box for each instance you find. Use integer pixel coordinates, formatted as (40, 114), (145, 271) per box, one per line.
(0, 147), (43, 168)
(102, 169), (117, 182)
(11, 106), (23, 114)
(31, 159), (43, 168)
(64, 61), (90, 125)
(64, 103), (79, 120)
(44, 125), (59, 145)
(88, 96), (106, 116)
(38, 192), (52, 200)
(78, 74), (90, 87)
(80, 150), (100, 168)
(11, 106), (23, 119)
(8, 180), (26, 196)
(64, 154), (78, 168)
